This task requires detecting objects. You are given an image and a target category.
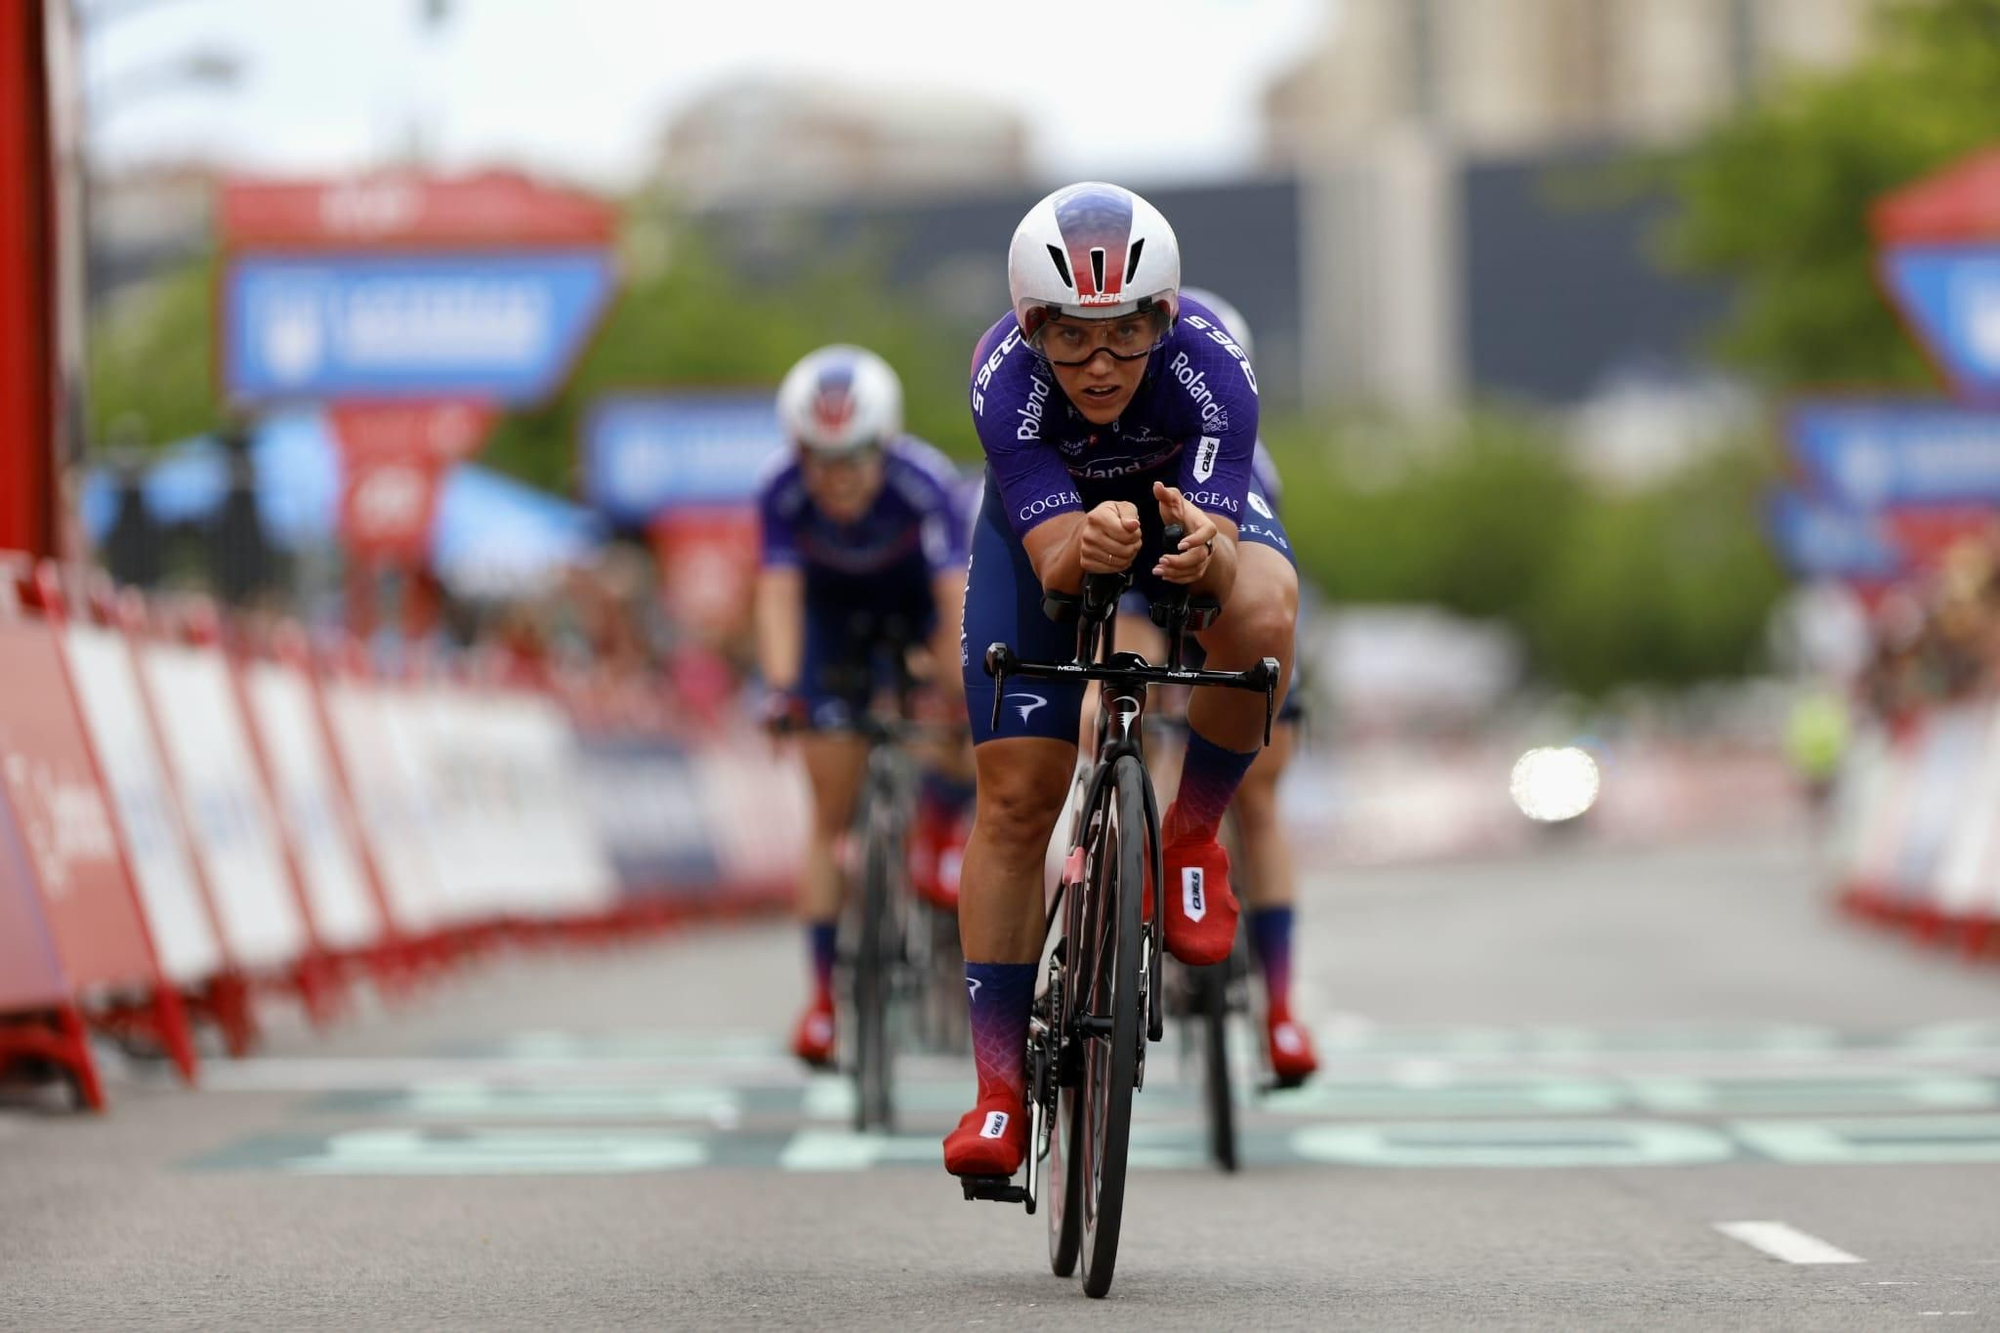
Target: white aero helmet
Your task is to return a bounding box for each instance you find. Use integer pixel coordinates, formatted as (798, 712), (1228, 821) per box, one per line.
(1179, 286), (1254, 365)
(1007, 181), (1181, 354)
(776, 344), (903, 456)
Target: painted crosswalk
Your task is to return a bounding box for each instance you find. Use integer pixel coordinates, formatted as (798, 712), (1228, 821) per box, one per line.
(177, 1022), (2000, 1176)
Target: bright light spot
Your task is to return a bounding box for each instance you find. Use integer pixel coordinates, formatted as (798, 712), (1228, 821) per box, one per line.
(1510, 746), (1600, 823)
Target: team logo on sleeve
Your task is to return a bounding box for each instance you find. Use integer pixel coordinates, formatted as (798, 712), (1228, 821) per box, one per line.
(1193, 436), (1219, 482)
(1248, 491), (1273, 519)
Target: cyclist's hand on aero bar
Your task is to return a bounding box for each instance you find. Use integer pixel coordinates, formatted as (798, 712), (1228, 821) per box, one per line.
(1080, 500), (1144, 575)
(1151, 482), (1218, 585)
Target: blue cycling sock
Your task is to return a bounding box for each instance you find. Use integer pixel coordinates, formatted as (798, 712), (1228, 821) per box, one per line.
(1170, 730), (1258, 840)
(965, 961), (1036, 1104)
(806, 921), (837, 1000)
(1249, 906), (1294, 1017)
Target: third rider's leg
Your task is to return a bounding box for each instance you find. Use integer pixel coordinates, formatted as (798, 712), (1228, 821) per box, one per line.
(1163, 542), (1299, 965)
(1230, 721), (1320, 1082)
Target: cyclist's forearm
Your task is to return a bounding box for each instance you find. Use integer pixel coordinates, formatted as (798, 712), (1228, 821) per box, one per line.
(929, 571), (967, 697)
(1195, 526), (1239, 603)
(754, 567), (805, 690)
(1023, 511), (1089, 594)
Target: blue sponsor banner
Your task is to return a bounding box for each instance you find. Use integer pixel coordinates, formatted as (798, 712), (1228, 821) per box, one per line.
(583, 393), (785, 525)
(1880, 246), (2000, 400)
(1764, 488), (1903, 581)
(574, 732), (722, 895)
(224, 251), (616, 403)
(1787, 398), (2000, 509)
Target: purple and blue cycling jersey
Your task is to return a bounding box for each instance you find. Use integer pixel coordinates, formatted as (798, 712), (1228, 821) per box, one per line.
(968, 295), (1261, 536)
(756, 435), (969, 594)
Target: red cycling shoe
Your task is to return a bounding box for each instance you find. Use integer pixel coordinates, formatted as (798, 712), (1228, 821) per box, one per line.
(909, 806), (966, 912)
(1158, 810), (1240, 966)
(942, 1089), (1028, 1178)
(790, 997), (836, 1070)
(1266, 1011), (1320, 1087)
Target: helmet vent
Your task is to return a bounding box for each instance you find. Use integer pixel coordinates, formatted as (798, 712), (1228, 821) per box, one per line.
(1045, 244), (1074, 290)
(1089, 247), (1106, 291)
(1126, 238), (1144, 285)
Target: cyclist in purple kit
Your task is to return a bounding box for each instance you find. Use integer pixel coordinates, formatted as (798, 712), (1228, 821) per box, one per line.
(753, 345), (970, 1069)
(943, 183), (1301, 1179)
(1114, 285), (1322, 1090)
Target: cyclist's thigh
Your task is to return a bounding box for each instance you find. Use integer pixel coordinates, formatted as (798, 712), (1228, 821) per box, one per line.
(962, 490), (1086, 746)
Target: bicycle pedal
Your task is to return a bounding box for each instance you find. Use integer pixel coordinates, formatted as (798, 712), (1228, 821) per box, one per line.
(956, 1174), (1030, 1206)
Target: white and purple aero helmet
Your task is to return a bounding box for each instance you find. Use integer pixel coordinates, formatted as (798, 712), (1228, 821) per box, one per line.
(1007, 182), (1182, 356)
(776, 345), (903, 457)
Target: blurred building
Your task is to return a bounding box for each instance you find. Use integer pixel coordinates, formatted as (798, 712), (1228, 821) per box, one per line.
(657, 77), (1030, 207)
(688, 179), (1310, 410)
(88, 161), (213, 311)
(1268, 0), (1875, 158)
(1271, 0), (1881, 417)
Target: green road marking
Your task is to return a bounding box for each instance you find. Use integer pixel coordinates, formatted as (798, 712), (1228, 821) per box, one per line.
(1264, 1078), (1621, 1118)
(1628, 1075), (1997, 1115)
(1291, 1119), (1737, 1169)
(192, 1127), (711, 1175)
(1733, 1114), (2000, 1165)
(313, 1082), (746, 1124)
(1899, 1023), (2000, 1055)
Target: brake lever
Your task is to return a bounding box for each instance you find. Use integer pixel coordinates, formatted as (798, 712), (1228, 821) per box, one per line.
(1259, 655), (1279, 746)
(984, 642), (1014, 732)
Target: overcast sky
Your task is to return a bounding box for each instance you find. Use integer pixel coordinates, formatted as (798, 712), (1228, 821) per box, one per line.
(82, 0), (1337, 189)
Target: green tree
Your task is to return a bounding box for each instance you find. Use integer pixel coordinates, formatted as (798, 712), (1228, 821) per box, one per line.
(484, 222), (982, 492)
(1264, 413), (1783, 694)
(88, 251), (221, 448)
(1661, 0), (2000, 386)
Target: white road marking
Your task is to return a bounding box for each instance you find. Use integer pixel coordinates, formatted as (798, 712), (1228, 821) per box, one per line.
(1714, 1221), (1863, 1265)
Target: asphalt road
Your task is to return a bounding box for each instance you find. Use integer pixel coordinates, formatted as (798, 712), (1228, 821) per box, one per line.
(8, 832), (2000, 1330)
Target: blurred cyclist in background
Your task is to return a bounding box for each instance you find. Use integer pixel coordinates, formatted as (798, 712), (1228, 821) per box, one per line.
(945, 183), (1301, 1179)
(755, 345), (971, 1069)
(1111, 286), (1318, 1088)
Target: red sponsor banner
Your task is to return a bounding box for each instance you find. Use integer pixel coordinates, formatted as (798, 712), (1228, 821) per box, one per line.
(0, 613), (159, 992)
(221, 170), (619, 250)
(1882, 507), (2000, 572)
(331, 400), (495, 562)
(649, 507), (760, 640)
(1873, 147), (2000, 245)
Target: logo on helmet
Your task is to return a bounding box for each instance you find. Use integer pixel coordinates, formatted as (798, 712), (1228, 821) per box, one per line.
(811, 366), (857, 434)
(1052, 187), (1136, 303)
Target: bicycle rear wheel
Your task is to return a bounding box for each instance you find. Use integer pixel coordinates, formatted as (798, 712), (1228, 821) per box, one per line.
(852, 802), (898, 1132)
(1194, 963), (1237, 1172)
(1078, 754), (1148, 1299)
(1047, 934), (1084, 1277)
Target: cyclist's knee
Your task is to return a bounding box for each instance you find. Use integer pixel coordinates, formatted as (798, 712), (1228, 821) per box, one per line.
(1209, 559), (1297, 662)
(972, 741), (1072, 846)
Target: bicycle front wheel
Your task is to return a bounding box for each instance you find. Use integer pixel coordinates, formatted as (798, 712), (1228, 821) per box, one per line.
(1078, 753), (1148, 1299)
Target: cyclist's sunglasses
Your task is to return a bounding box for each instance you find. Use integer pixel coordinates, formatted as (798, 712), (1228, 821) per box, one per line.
(1026, 306), (1173, 367)
(800, 441), (886, 468)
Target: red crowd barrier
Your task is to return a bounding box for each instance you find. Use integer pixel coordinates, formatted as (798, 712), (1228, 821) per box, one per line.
(0, 566), (195, 1106)
(1833, 701), (2000, 959)
(0, 555), (802, 1112)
